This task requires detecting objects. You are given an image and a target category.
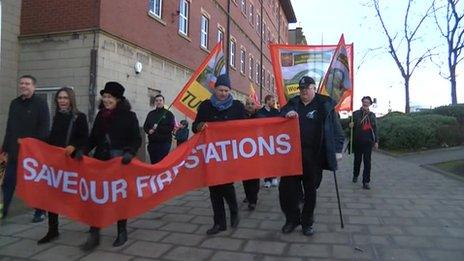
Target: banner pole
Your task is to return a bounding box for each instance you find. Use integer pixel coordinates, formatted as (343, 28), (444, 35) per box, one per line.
(350, 116), (354, 154)
(333, 170), (344, 228)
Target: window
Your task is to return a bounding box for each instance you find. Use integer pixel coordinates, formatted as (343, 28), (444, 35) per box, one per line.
(149, 0), (163, 18)
(271, 76), (275, 90)
(217, 26), (224, 43)
(240, 0), (246, 14)
(229, 38), (236, 68)
(256, 13), (261, 34)
(255, 62), (260, 84)
(148, 88), (161, 107)
(179, 0), (189, 36)
(249, 56), (254, 80)
(249, 4), (254, 25)
(36, 87), (69, 126)
(200, 15), (209, 49)
(240, 48), (246, 74)
(263, 22), (266, 39)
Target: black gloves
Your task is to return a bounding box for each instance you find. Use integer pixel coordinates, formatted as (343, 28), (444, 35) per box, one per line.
(71, 149), (84, 160)
(121, 152), (134, 165)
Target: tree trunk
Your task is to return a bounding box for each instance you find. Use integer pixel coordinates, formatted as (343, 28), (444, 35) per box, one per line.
(450, 66), (457, 105)
(405, 79), (410, 113)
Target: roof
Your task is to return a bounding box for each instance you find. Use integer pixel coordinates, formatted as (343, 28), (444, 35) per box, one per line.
(279, 0), (297, 23)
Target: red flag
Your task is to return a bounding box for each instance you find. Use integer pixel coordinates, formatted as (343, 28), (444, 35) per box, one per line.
(248, 82), (261, 108)
(318, 34), (353, 112)
(172, 41), (226, 119)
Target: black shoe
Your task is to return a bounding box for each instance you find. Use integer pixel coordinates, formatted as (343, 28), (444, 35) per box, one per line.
(363, 183), (371, 190)
(302, 225), (315, 236)
(230, 213), (240, 228)
(80, 233), (100, 251)
(32, 214), (45, 223)
(281, 222), (299, 234)
(242, 198), (248, 203)
(247, 203), (256, 211)
(206, 224), (226, 235)
(112, 231), (127, 247)
(352, 176), (358, 183)
(37, 230), (59, 244)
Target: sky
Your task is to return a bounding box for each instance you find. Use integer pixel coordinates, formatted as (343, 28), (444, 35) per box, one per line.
(289, 0), (463, 114)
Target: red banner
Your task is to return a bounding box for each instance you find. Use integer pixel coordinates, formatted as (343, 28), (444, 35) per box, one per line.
(17, 118), (302, 227)
(270, 41), (354, 112)
(172, 41), (226, 119)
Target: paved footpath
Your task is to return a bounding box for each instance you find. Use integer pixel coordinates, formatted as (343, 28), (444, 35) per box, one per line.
(1, 151), (464, 261)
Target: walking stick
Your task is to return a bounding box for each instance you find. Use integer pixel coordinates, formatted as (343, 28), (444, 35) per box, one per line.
(333, 170), (344, 228)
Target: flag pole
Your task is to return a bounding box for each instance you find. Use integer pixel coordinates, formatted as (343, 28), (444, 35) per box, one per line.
(333, 170), (344, 228)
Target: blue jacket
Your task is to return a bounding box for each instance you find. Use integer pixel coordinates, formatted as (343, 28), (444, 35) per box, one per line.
(281, 94), (345, 171)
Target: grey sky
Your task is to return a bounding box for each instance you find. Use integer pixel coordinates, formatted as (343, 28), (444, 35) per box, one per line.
(290, 0), (463, 113)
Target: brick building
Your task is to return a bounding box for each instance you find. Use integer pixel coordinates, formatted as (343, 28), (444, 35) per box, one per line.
(1, 0), (296, 158)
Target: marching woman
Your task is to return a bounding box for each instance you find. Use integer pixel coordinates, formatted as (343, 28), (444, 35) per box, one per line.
(37, 87), (89, 244)
(81, 82), (141, 250)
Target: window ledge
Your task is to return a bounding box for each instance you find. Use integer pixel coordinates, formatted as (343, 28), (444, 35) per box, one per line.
(147, 12), (166, 26)
(200, 46), (210, 53)
(178, 32), (192, 42)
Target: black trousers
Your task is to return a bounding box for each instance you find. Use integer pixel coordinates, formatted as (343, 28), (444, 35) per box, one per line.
(279, 148), (321, 227)
(353, 140), (373, 184)
(90, 219), (127, 235)
(209, 183), (238, 227)
(48, 212), (59, 231)
(147, 142), (171, 164)
(242, 179), (259, 204)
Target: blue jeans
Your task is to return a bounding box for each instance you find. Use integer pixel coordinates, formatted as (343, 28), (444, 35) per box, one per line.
(2, 160), (45, 218)
(147, 142), (171, 164)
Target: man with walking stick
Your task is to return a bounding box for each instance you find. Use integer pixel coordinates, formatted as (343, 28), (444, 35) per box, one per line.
(280, 76), (345, 236)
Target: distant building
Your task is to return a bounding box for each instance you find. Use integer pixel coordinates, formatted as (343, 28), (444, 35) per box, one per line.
(288, 26), (307, 45)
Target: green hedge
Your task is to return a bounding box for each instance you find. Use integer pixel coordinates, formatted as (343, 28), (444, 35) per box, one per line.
(378, 113), (462, 150)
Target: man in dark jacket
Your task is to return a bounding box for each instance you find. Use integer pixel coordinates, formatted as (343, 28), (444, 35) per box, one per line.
(1, 75), (50, 221)
(350, 96), (378, 190)
(256, 94), (280, 188)
(242, 98), (260, 211)
(143, 94), (175, 164)
(193, 74), (246, 235)
(280, 76), (344, 236)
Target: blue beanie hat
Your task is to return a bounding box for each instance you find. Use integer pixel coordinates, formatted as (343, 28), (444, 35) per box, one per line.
(215, 74), (231, 89)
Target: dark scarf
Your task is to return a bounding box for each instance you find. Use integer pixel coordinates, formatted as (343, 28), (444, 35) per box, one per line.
(211, 93), (234, 111)
(101, 108), (115, 134)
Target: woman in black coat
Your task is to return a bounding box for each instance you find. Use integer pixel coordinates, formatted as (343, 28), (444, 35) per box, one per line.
(37, 87), (89, 245)
(81, 82), (142, 251)
(193, 74), (246, 235)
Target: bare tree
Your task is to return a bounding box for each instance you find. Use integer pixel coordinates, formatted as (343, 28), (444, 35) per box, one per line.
(433, 0), (464, 105)
(371, 0), (436, 113)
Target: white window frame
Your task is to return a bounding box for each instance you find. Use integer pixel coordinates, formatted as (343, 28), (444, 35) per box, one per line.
(217, 25), (224, 43)
(249, 55), (254, 80)
(149, 0), (163, 18)
(255, 62), (260, 84)
(241, 0), (247, 15)
(229, 38), (237, 68)
(179, 0), (189, 36)
(200, 14), (209, 49)
(240, 48), (246, 74)
(249, 4), (254, 26)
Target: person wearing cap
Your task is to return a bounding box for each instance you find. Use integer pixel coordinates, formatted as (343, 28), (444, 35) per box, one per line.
(192, 74), (246, 235)
(143, 94), (175, 164)
(350, 96), (378, 190)
(81, 81), (142, 250)
(280, 76), (344, 236)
